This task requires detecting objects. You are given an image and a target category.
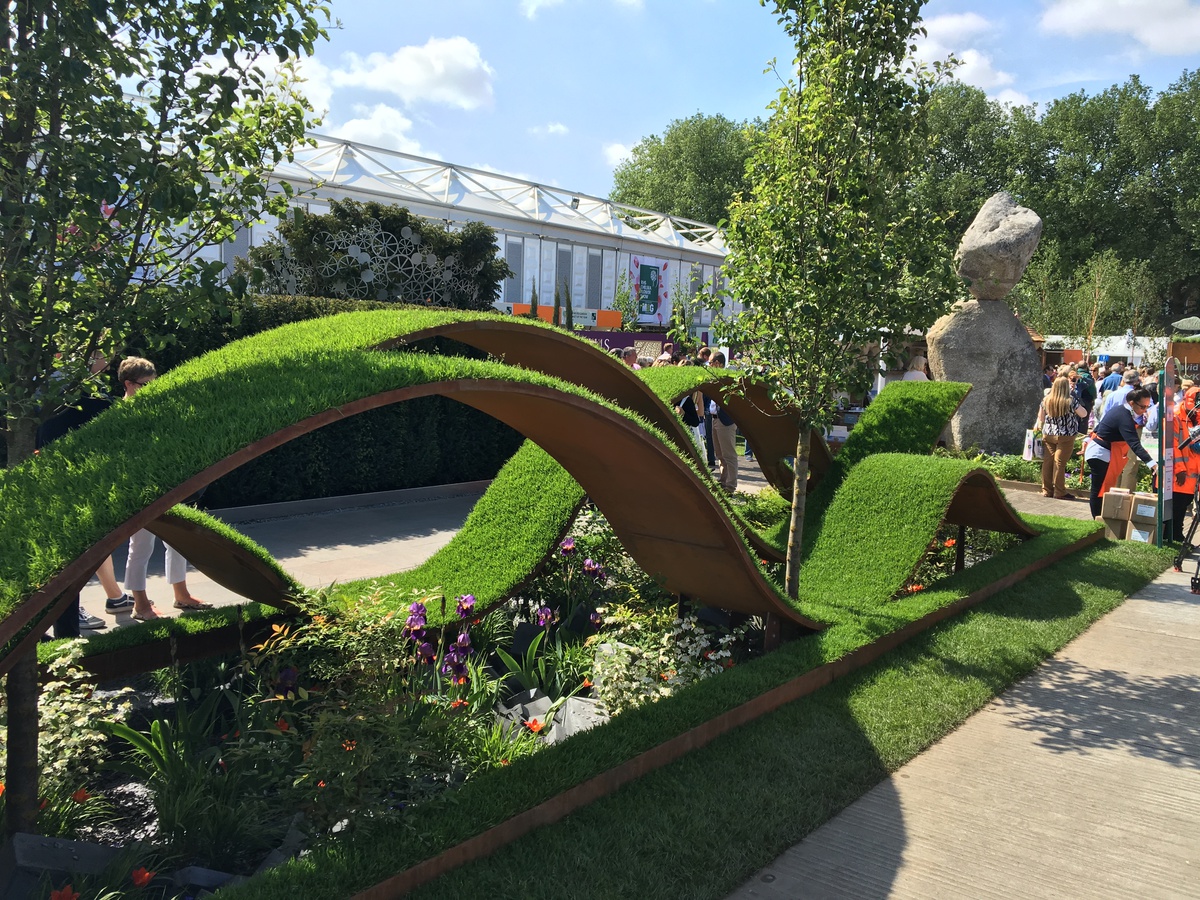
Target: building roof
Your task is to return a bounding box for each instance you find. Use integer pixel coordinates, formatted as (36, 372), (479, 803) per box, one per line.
(271, 134), (728, 261)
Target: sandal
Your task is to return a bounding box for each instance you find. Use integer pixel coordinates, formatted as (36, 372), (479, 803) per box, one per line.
(131, 610), (160, 622)
(173, 600), (213, 611)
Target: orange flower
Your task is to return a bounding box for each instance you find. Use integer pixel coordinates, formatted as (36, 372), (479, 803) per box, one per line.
(276, 718), (289, 732)
(450, 698), (468, 709)
(581, 678), (593, 688)
(50, 886), (80, 900)
(944, 538), (957, 548)
(908, 584), (925, 593)
(317, 780), (327, 788)
(525, 718), (544, 733)
(71, 788), (91, 804)
(0, 782), (4, 797)
(342, 739), (357, 751)
(131, 866), (156, 887)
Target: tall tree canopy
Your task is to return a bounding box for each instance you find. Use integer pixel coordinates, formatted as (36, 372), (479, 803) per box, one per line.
(609, 112), (757, 225)
(920, 72), (1200, 329)
(0, 0), (329, 836)
(714, 0), (958, 598)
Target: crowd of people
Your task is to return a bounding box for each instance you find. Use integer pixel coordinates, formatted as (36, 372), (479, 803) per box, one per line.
(1035, 359), (1199, 539)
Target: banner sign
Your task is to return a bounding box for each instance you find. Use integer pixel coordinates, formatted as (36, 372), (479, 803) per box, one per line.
(631, 255), (672, 326)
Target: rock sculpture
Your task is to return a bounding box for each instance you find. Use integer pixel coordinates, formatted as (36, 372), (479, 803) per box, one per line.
(927, 192), (1044, 454)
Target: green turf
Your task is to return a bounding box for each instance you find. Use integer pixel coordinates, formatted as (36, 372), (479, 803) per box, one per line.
(217, 517), (1138, 900)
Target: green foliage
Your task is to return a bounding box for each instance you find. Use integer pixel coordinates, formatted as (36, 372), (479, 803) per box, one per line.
(713, 0), (960, 594)
(0, 0), (330, 466)
(610, 270), (639, 331)
(0, 641), (131, 836)
(239, 199), (512, 311)
(216, 517), (1143, 900)
(921, 71), (1200, 327)
(609, 112), (758, 226)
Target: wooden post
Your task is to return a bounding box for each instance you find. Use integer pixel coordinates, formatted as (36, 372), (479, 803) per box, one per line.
(763, 613), (782, 651)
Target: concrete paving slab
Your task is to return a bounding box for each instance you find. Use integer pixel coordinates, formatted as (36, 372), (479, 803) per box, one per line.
(78, 487), (483, 628)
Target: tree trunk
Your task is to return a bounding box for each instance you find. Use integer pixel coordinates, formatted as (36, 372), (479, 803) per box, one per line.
(4, 417), (41, 836)
(5, 652), (40, 835)
(784, 426), (812, 599)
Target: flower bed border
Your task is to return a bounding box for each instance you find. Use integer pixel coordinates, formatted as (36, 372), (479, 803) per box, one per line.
(352, 525), (1103, 899)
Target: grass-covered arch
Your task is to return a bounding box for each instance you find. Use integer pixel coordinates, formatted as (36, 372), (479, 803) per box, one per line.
(4, 309), (1043, 675)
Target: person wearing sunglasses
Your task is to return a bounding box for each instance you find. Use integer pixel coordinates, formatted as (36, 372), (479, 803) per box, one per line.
(1083, 386), (1157, 518)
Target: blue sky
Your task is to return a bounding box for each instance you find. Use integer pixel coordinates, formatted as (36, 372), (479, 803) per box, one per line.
(299, 0), (1200, 208)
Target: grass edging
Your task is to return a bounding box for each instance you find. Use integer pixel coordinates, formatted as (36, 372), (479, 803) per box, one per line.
(394, 538), (1173, 899)
(355, 527), (1104, 897)
(219, 517), (1110, 900)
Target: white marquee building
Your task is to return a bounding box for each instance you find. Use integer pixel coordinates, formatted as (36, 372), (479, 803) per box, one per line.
(216, 134), (730, 327)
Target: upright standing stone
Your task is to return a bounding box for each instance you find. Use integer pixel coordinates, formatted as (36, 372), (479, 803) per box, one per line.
(927, 192), (1044, 454)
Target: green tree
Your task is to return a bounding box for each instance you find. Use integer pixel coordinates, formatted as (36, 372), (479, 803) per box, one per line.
(609, 112), (757, 225)
(0, 0), (329, 835)
(713, 0), (958, 599)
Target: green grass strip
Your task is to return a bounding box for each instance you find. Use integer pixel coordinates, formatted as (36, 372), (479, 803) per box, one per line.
(218, 516), (1129, 900)
(397, 540), (1173, 899)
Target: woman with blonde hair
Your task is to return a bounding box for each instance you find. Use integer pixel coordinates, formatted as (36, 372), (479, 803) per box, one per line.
(1036, 375), (1087, 499)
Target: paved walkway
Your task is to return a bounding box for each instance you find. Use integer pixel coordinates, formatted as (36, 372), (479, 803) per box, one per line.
(728, 491), (1200, 899)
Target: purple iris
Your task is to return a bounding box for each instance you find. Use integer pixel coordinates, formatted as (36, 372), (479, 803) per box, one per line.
(589, 611), (603, 627)
(417, 641), (436, 663)
(583, 558), (605, 580)
(406, 601), (428, 630)
(455, 594), (476, 619)
(456, 630), (472, 650)
(536, 606), (554, 627)
(559, 537), (576, 556)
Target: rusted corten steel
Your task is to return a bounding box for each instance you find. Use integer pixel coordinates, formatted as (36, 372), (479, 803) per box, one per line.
(944, 471), (1038, 537)
(146, 512), (301, 610)
(375, 320), (704, 466)
(379, 319), (830, 498)
(0, 379), (824, 676)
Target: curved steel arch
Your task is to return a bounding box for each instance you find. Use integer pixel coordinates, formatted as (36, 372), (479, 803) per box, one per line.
(0, 375), (825, 673)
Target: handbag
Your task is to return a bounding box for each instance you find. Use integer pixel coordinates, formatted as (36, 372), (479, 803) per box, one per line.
(1022, 428), (1044, 461)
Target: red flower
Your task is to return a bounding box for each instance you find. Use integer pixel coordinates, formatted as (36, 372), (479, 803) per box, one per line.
(0, 782), (6, 797)
(317, 780), (327, 788)
(944, 538), (957, 548)
(723, 659), (735, 669)
(131, 866), (156, 887)
(50, 886), (80, 900)
(276, 718), (289, 732)
(500, 758), (510, 766)
(525, 718), (544, 733)
(71, 788), (91, 804)
(581, 678), (593, 688)
(342, 739), (357, 751)
(39, 797), (48, 810)
(450, 698), (468, 709)
(908, 584), (926, 593)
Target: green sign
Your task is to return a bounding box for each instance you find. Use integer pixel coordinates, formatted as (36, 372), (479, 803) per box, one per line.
(638, 264), (660, 316)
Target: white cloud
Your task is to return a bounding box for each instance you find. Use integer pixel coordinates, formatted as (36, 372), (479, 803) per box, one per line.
(529, 121), (569, 137)
(521, 0), (641, 19)
(603, 142), (631, 166)
(326, 37), (495, 110)
(955, 48), (1016, 90)
(994, 88), (1033, 107)
(1041, 0), (1200, 55)
(520, 0), (566, 18)
(327, 104), (427, 155)
(296, 56), (335, 116)
(916, 13), (1018, 93)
